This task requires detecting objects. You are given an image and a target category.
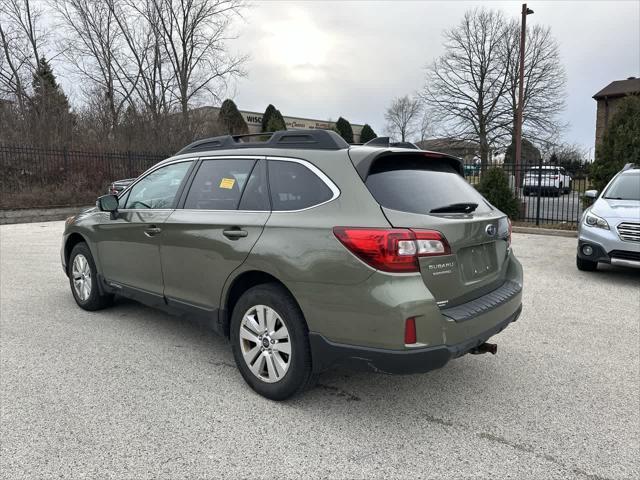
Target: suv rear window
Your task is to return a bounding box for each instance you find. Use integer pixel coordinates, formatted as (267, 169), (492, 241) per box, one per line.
(365, 157), (491, 215)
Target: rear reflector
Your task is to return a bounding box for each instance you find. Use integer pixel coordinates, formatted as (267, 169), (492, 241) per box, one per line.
(404, 317), (417, 344)
(333, 227), (450, 273)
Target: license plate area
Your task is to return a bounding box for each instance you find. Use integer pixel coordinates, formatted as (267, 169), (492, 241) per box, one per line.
(458, 242), (498, 282)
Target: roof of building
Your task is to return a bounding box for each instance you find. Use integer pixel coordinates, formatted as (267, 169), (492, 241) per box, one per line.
(593, 77), (640, 99)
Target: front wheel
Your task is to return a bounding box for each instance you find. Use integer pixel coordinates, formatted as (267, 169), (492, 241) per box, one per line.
(230, 283), (314, 400)
(576, 255), (598, 272)
(68, 243), (113, 310)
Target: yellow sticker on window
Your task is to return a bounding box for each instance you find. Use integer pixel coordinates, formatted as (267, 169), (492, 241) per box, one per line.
(219, 178), (235, 189)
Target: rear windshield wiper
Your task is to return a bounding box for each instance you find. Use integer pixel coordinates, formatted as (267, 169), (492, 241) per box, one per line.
(430, 202), (478, 214)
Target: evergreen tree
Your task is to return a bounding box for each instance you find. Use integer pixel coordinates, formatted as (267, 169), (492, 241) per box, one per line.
(590, 96), (640, 192)
(335, 117), (354, 143)
(360, 124), (377, 143)
(217, 99), (249, 135)
(30, 57), (74, 147)
(262, 104), (286, 132)
(261, 104), (277, 132)
(477, 168), (520, 219)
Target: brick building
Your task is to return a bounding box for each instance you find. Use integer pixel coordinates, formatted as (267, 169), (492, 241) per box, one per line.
(593, 77), (640, 147)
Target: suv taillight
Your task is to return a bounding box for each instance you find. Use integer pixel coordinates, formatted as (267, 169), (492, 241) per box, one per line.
(333, 227), (450, 273)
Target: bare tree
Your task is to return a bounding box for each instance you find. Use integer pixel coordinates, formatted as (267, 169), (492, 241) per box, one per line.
(421, 8), (512, 166)
(53, 0), (136, 133)
(152, 0), (247, 139)
(0, 0), (48, 115)
(384, 95), (422, 142)
(417, 110), (434, 143)
(502, 21), (567, 148)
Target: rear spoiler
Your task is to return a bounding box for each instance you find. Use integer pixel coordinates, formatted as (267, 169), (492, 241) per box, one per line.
(349, 149), (465, 181)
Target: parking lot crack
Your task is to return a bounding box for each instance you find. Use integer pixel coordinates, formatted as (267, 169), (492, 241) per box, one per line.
(316, 383), (361, 401)
(477, 432), (613, 480)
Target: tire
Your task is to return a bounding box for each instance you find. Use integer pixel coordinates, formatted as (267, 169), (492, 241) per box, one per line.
(230, 283), (314, 401)
(68, 242), (114, 311)
(576, 255), (598, 272)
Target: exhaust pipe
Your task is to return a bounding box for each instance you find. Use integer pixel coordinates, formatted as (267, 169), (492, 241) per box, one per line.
(470, 342), (497, 355)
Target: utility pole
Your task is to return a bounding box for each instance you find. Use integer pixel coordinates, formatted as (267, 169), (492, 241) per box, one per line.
(514, 3), (534, 190)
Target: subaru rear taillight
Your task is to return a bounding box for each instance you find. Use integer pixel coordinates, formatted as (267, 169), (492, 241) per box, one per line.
(333, 227), (450, 273)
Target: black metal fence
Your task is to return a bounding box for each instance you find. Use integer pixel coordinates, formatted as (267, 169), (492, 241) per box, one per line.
(462, 158), (590, 228)
(0, 144), (590, 227)
(0, 145), (168, 209)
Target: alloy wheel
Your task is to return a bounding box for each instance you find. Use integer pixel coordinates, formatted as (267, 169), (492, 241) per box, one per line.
(72, 254), (92, 302)
(239, 304), (292, 383)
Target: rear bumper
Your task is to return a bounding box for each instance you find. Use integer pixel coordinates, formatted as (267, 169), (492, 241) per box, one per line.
(309, 305), (522, 374)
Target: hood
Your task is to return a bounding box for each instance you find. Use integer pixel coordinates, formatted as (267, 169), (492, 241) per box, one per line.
(592, 198), (640, 220)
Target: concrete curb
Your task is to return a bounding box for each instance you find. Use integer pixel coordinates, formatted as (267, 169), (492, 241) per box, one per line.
(0, 206), (92, 225)
(512, 226), (577, 238)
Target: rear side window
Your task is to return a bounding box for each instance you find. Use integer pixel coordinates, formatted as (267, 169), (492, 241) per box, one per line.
(184, 159), (255, 210)
(365, 157), (491, 215)
(268, 160), (333, 211)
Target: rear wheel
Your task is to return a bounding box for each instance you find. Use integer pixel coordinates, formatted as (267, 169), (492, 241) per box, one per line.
(230, 283), (314, 400)
(576, 255), (598, 272)
(68, 243), (113, 310)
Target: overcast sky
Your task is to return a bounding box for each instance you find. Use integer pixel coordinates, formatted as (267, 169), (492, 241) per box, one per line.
(227, 0), (640, 154)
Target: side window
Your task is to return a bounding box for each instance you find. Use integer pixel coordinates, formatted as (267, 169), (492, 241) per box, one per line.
(268, 160), (334, 211)
(125, 161), (193, 210)
(183, 159), (256, 210)
(239, 160), (270, 211)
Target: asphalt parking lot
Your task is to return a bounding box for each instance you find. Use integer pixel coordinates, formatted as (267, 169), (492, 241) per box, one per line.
(1, 221), (638, 479)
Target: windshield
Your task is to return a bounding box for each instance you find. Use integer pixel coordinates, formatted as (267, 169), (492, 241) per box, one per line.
(603, 172), (640, 201)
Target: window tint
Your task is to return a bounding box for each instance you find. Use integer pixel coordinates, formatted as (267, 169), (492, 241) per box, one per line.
(268, 160), (333, 211)
(365, 157), (491, 215)
(125, 161), (192, 209)
(239, 160), (270, 211)
(184, 159), (256, 210)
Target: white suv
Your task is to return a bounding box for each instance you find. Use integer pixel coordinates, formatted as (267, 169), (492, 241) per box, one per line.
(523, 166), (572, 196)
(577, 164), (640, 271)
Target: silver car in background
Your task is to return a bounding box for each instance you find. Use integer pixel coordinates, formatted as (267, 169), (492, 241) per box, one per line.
(577, 164), (640, 271)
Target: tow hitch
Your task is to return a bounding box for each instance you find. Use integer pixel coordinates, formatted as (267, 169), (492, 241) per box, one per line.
(470, 342), (497, 355)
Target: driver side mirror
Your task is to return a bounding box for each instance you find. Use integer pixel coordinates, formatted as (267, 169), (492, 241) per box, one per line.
(97, 194), (119, 218)
(584, 190), (598, 199)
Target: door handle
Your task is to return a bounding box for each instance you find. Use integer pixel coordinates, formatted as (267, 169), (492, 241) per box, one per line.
(144, 225), (162, 237)
(223, 228), (248, 239)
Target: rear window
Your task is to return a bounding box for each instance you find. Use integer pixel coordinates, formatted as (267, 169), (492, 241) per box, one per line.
(365, 157), (491, 215)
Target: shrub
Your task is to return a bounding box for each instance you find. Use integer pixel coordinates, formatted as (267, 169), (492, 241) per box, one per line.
(590, 96), (640, 192)
(261, 104), (287, 132)
(477, 168), (520, 219)
(335, 117), (354, 143)
(360, 124), (377, 143)
(217, 99), (248, 135)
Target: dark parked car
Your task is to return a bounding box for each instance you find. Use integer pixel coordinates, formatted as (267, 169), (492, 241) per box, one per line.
(62, 131), (523, 400)
(107, 178), (136, 195)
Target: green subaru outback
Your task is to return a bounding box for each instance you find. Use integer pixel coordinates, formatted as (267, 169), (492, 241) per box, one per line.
(61, 130), (523, 400)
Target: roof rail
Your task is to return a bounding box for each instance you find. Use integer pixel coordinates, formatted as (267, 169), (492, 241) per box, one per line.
(363, 137), (420, 150)
(175, 129), (349, 155)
